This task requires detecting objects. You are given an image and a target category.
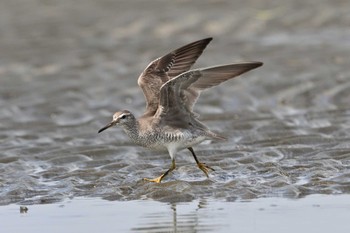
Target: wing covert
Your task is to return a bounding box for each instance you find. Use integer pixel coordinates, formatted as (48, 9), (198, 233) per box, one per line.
(137, 38), (212, 116)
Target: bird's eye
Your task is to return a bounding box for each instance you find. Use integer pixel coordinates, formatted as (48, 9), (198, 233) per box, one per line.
(120, 115), (126, 119)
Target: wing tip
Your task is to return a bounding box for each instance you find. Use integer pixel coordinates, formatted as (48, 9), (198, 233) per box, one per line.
(191, 37), (213, 48)
(237, 61), (263, 68)
(251, 61), (263, 68)
(203, 37), (213, 43)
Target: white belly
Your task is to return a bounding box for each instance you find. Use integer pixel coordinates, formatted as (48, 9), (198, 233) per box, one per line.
(148, 134), (207, 153)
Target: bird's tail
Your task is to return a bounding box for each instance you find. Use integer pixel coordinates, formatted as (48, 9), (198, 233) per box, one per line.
(207, 131), (227, 141)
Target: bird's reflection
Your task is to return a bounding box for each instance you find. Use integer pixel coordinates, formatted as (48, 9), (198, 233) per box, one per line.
(131, 199), (220, 232)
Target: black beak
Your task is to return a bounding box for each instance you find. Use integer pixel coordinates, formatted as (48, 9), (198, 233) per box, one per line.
(98, 121), (115, 133)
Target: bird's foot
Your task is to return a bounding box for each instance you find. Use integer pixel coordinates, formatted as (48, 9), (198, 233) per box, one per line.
(197, 162), (215, 178)
(144, 160), (176, 183)
(143, 175), (164, 183)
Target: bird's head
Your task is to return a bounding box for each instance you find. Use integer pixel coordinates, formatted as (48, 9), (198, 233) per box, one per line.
(98, 110), (134, 133)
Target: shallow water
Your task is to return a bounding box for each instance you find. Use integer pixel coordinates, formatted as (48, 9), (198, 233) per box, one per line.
(1, 0), (350, 207)
(1, 195), (350, 233)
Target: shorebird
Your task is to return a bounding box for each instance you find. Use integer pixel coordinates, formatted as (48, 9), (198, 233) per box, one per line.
(98, 38), (262, 183)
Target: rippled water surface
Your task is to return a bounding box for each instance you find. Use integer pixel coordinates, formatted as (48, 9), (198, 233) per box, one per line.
(1, 0), (350, 207)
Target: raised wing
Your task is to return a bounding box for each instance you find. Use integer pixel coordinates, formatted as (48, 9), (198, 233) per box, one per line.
(138, 38), (212, 117)
(156, 62), (263, 121)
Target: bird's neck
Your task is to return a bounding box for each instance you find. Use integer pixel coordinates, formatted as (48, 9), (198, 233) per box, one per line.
(121, 119), (142, 143)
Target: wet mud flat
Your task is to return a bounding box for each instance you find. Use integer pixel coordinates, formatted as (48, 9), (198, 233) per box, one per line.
(1, 0), (350, 206)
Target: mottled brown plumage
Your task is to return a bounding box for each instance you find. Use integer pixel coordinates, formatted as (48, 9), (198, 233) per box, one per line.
(138, 38), (213, 117)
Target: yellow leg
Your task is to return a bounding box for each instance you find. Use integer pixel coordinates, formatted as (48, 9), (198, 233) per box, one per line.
(188, 147), (215, 178)
(144, 159), (176, 183)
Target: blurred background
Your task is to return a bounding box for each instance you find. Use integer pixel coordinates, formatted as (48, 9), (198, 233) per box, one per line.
(0, 0), (350, 205)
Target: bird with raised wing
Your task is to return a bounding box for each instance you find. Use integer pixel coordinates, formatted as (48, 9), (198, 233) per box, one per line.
(98, 38), (263, 183)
